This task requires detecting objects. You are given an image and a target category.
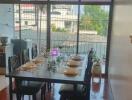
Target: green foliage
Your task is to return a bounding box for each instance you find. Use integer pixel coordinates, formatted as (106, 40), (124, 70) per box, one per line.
(80, 5), (109, 36)
(51, 24), (67, 32)
(55, 28), (67, 32)
(92, 51), (100, 62)
(51, 24), (57, 32)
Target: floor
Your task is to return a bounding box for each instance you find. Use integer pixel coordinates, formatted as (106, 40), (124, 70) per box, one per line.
(0, 75), (9, 91)
(0, 75), (111, 100)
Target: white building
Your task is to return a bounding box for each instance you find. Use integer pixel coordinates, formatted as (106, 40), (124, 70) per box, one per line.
(14, 4), (77, 32)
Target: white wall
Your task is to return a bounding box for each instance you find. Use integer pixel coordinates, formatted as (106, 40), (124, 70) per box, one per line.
(109, 2), (132, 100)
(0, 4), (14, 41)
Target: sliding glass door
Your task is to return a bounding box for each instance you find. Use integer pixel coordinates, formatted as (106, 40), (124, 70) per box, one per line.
(13, 0), (113, 75)
(79, 5), (110, 74)
(14, 4), (47, 55)
(50, 4), (78, 54)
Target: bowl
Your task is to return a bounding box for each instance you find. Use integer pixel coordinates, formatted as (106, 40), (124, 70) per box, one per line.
(0, 37), (8, 46)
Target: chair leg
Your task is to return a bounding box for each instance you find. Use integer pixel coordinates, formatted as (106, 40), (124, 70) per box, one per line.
(99, 74), (102, 82)
(22, 94), (24, 100)
(41, 84), (46, 100)
(29, 95), (31, 100)
(92, 74), (94, 82)
(33, 94), (36, 100)
(60, 95), (66, 100)
(16, 93), (21, 100)
(9, 78), (13, 100)
(47, 82), (51, 91)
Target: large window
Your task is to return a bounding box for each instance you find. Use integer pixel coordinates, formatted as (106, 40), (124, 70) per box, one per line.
(50, 5), (78, 54)
(79, 5), (110, 74)
(13, 0), (112, 75)
(14, 4), (47, 54)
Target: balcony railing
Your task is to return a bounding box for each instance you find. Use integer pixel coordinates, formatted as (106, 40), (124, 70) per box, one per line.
(19, 37), (106, 60)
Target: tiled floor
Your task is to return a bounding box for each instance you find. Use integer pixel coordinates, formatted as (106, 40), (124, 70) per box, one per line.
(0, 76), (110, 100)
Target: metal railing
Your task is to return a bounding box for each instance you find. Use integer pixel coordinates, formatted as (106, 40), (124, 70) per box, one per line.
(18, 36), (106, 59)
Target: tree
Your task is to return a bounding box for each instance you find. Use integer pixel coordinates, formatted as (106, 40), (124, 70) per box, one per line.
(80, 5), (109, 36)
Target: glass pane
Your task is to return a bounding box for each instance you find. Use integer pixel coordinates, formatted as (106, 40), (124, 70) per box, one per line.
(81, 0), (111, 2)
(20, 0), (47, 1)
(79, 5), (110, 74)
(14, 4), (47, 57)
(20, 0), (111, 2)
(50, 0), (78, 1)
(50, 4), (78, 54)
(0, 4), (14, 44)
(14, 4), (20, 39)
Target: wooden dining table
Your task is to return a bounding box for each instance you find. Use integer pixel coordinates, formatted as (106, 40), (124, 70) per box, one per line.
(6, 54), (91, 100)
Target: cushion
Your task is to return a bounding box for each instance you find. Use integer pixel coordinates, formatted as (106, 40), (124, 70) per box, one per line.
(18, 81), (42, 94)
(59, 84), (84, 95)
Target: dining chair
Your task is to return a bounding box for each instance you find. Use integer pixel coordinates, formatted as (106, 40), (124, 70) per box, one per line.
(8, 55), (46, 100)
(59, 63), (91, 100)
(59, 50), (94, 100)
(59, 68), (92, 100)
(21, 49), (30, 64)
(32, 44), (38, 59)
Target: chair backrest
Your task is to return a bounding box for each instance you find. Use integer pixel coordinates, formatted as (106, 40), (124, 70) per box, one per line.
(32, 44), (38, 59)
(81, 50), (95, 97)
(11, 39), (27, 55)
(84, 48), (95, 83)
(8, 55), (21, 73)
(22, 49), (30, 64)
(86, 48), (94, 75)
(8, 55), (22, 95)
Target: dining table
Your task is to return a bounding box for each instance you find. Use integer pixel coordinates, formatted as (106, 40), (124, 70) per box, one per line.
(6, 54), (91, 100)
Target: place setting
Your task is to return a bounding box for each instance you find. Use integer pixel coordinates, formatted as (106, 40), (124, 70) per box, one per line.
(16, 62), (38, 72)
(58, 54), (84, 77)
(70, 54), (84, 61)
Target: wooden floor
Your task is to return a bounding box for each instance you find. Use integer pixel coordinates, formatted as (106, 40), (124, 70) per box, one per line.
(0, 78), (111, 100)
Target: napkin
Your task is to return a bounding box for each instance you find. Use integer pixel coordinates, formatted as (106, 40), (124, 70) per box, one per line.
(64, 68), (78, 76)
(67, 60), (81, 67)
(71, 55), (83, 61)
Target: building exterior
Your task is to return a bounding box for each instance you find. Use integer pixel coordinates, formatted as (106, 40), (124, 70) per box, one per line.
(14, 4), (77, 32)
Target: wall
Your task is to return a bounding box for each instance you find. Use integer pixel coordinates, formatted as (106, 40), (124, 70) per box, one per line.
(109, 1), (132, 100)
(0, 4), (14, 41)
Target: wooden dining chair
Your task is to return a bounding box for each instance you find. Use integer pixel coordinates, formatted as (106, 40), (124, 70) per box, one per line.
(59, 50), (94, 100)
(8, 55), (46, 100)
(21, 49), (30, 64)
(59, 68), (92, 100)
(59, 70), (91, 100)
(59, 67), (92, 100)
(32, 44), (38, 59)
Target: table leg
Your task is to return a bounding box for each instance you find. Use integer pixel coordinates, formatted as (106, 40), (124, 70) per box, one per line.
(73, 84), (77, 90)
(84, 80), (91, 100)
(9, 77), (13, 100)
